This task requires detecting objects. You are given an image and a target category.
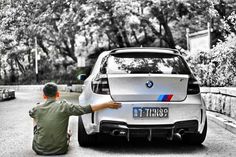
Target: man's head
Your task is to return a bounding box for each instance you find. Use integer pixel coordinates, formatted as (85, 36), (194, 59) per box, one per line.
(43, 82), (59, 99)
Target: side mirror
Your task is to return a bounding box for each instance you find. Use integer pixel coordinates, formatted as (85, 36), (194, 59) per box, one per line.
(77, 74), (87, 81)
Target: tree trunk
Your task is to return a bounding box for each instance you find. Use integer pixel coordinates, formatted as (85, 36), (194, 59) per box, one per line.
(142, 18), (168, 43)
(159, 24), (162, 47)
(116, 32), (124, 47)
(108, 38), (111, 49)
(131, 28), (140, 46)
(155, 10), (175, 48)
(62, 39), (77, 63)
(15, 56), (25, 74)
(121, 29), (131, 47)
(10, 60), (16, 83)
(109, 15), (124, 47)
(106, 32), (117, 47)
(162, 22), (175, 48)
(142, 26), (148, 41)
(37, 36), (49, 56)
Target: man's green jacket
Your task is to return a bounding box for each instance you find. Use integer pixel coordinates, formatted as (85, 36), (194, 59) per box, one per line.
(29, 99), (92, 155)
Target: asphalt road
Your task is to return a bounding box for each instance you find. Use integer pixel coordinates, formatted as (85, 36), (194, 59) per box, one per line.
(0, 91), (236, 157)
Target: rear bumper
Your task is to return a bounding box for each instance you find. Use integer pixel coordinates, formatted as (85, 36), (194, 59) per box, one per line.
(100, 120), (198, 139)
(80, 94), (206, 135)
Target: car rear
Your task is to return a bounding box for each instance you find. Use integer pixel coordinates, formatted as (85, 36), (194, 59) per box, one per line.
(79, 48), (206, 146)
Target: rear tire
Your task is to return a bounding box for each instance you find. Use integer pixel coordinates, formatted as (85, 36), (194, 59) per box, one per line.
(182, 118), (207, 145)
(78, 116), (97, 147)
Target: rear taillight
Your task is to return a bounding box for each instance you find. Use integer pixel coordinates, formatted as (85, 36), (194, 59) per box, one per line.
(187, 77), (200, 94)
(91, 74), (110, 94)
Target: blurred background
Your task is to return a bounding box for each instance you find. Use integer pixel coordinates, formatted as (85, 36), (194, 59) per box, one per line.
(0, 0), (236, 87)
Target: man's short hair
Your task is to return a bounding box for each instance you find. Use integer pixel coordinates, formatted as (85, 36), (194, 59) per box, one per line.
(43, 82), (58, 97)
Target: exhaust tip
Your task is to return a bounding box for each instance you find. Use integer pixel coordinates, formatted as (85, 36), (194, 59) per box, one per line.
(173, 133), (182, 140)
(173, 129), (185, 140)
(111, 130), (120, 136)
(178, 129), (185, 135)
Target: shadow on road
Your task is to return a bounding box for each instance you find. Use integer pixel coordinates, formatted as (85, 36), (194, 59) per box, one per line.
(89, 135), (208, 155)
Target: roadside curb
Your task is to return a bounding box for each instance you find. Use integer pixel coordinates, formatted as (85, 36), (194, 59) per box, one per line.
(207, 111), (236, 135)
(0, 85), (83, 93)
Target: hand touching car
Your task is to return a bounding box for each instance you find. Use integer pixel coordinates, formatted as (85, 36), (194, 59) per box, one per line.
(91, 101), (121, 112)
(103, 101), (121, 109)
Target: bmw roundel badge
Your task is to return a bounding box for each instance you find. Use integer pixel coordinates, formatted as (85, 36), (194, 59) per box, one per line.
(146, 80), (154, 88)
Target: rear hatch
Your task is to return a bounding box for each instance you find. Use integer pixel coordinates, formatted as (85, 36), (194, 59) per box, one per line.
(106, 52), (191, 102)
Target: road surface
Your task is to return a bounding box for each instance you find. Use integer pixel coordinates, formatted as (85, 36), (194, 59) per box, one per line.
(0, 90), (236, 157)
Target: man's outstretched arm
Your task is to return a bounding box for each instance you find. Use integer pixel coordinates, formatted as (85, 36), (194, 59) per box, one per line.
(91, 101), (121, 112)
(65, 100), (121, 116)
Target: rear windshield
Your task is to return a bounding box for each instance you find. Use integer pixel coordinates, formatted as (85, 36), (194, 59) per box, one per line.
(107, 53), (191, 74)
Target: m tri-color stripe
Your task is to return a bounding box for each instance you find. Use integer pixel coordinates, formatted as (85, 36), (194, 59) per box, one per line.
(157, 94), (173, 102)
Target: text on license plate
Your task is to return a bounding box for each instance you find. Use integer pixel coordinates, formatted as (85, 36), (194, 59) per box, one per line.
(133, 107), (168, 118)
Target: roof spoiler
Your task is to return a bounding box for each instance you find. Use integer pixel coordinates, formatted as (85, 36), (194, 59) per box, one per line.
(110, 47), (180, 55)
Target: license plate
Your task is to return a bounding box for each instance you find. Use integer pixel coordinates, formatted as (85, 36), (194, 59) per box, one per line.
(133, 107), (168, 118)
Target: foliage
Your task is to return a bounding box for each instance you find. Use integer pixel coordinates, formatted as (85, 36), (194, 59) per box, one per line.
(186, 3), (236, 87)
(187, 34), (236, 87)
(211, 34), (236, 86)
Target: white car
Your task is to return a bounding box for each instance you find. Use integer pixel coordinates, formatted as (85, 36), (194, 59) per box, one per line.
(78, 48), (207, 147)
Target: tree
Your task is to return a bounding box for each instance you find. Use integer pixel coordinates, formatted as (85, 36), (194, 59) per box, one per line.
(0, 0), (88, 84)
